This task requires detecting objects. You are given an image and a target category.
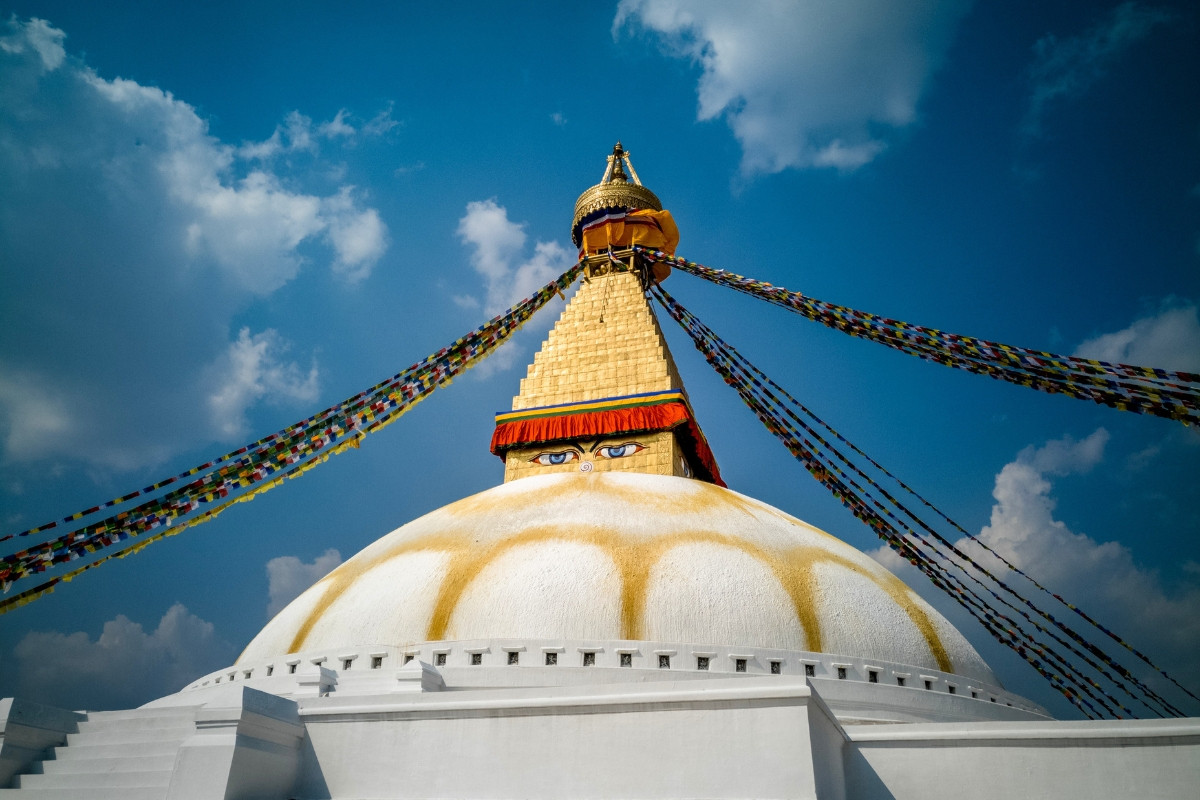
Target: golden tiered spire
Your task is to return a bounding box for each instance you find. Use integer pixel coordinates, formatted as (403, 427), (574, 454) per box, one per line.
(489, 145), (722, 486)
(570, 142), (663, 248)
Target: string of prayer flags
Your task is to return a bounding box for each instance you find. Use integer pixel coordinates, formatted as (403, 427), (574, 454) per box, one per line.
(650, 282), (1196, 720)
(636, 248), (1200, 427)
(0, 263), (584, 613)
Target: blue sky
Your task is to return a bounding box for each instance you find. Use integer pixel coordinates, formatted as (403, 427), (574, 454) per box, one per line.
(1, 1), (1197, 717)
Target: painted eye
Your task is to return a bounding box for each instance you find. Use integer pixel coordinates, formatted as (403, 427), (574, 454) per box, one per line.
(596, 443), (645, 459)
(530, 450), (579, 466)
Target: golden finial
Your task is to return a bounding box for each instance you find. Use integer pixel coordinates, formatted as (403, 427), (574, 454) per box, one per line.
(609, 142), (629, 182)
(572, 142), (662, 247)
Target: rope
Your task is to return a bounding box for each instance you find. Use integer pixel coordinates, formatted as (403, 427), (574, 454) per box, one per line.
(636, 248), (1200, 426)
(650, 283), (1195, 718)
(0, 263), (583, 612)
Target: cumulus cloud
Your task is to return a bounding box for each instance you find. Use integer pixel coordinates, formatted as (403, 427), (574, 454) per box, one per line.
(266, 548), (342, 617)
(1074, 302), (1200, 373)
(1022, 2), (1170, 138)
(12, 603), (235, 710)
(0, 16), (388, 472)
(873, 428), (1200, 683)
(0, 15), (65, 70)
(452, 199), (574, 377)
(456, 199), (573, 316)
(324, 187), (389, 282)
(206, 328), (319, 440)
(975, 431), (1200, 667)
(614, 0), (971, 175)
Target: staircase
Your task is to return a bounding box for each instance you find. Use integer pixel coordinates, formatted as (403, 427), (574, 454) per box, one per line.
(0, 706), (198, 800)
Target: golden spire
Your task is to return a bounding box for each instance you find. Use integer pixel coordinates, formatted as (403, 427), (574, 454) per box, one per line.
(571, 142), (663, 248)
(490, 145), (722, 486)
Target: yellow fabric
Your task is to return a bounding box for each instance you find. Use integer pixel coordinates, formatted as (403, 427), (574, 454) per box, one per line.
(581, 209), (679, 255)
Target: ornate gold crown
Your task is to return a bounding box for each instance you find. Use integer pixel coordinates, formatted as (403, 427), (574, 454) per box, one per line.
(571, 142), (662, 247)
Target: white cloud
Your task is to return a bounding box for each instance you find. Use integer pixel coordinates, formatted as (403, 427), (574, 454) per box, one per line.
(451, 294), (481, 310)
(237, 110), (316, 160)
(318, 109), (355, 139)
(550, 112), (567, 126)
(13, 603), (235, 710)
(456, 199), (573, 316)
(453, 200), (574, 378)
(0, 16), (65, 71)
(207, 328), (319, 440)
(0, 16), (387, 471)
(323, 187), (389, 282)
(363, 102), (401, 136)
(393, 161), (425, 177)
(973, 428), (1110, 575)
(236, 130), (284, 160)
(456, 199), (527, 285)
(283, 110), (316, 152)
(614, 0), (971, 175)
(1022, 2), (1170, 138)
(975, 430), (1200, 668)
(180, 169), (326, 295)
(1074, 302), (1200, 373)
(873, 428), (1200, 683)
(242, 104), (399, 159)
(266, 548), (342, 617)
(0, 370), (74, 462)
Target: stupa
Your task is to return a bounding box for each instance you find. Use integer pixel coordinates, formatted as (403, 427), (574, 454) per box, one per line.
(1, 144), (1195, 800)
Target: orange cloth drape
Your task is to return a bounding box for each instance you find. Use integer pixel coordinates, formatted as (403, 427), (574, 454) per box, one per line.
(580, 209), (679, 255)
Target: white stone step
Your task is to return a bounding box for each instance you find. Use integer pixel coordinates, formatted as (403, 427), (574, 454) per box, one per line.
(77, 712), (195, 733)
(14, 769), (172, 789)
(0, 788), (163, 800)
(33, 753), (179, 774)
(82, 706), (197, 722)
(50, 738), (186, 760)
(65, 725), (193, 746)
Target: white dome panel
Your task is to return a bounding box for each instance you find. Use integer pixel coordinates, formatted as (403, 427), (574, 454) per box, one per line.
(301, 549), (452, 650)
(643, 542), (808, 649)
(444, 540), (622, 640)
(812, 561), (938, 670)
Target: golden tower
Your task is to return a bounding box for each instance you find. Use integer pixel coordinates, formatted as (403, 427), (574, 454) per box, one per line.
(490, 144), (722, 485)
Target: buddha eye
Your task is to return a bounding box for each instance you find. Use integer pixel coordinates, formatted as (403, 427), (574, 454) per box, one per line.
(530, 450), (579, 466)
(596, 442), (645, 459)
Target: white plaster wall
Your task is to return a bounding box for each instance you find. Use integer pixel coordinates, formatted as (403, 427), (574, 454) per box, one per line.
(844, 719), (1200, 800)
(296, 678), (826, 800)
(184, 638), (1042, 722)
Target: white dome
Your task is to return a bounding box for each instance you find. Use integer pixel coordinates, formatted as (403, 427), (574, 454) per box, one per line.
(239, 472), (996, 684)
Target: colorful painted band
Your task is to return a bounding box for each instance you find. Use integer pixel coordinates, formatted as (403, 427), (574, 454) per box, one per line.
(490, 390), (724, 487)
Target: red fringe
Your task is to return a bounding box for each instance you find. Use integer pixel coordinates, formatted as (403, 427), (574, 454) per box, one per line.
(491, 402), (724, 487)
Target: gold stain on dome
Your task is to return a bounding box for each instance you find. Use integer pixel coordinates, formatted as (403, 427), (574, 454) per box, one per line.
(283, 479), (952, 672)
